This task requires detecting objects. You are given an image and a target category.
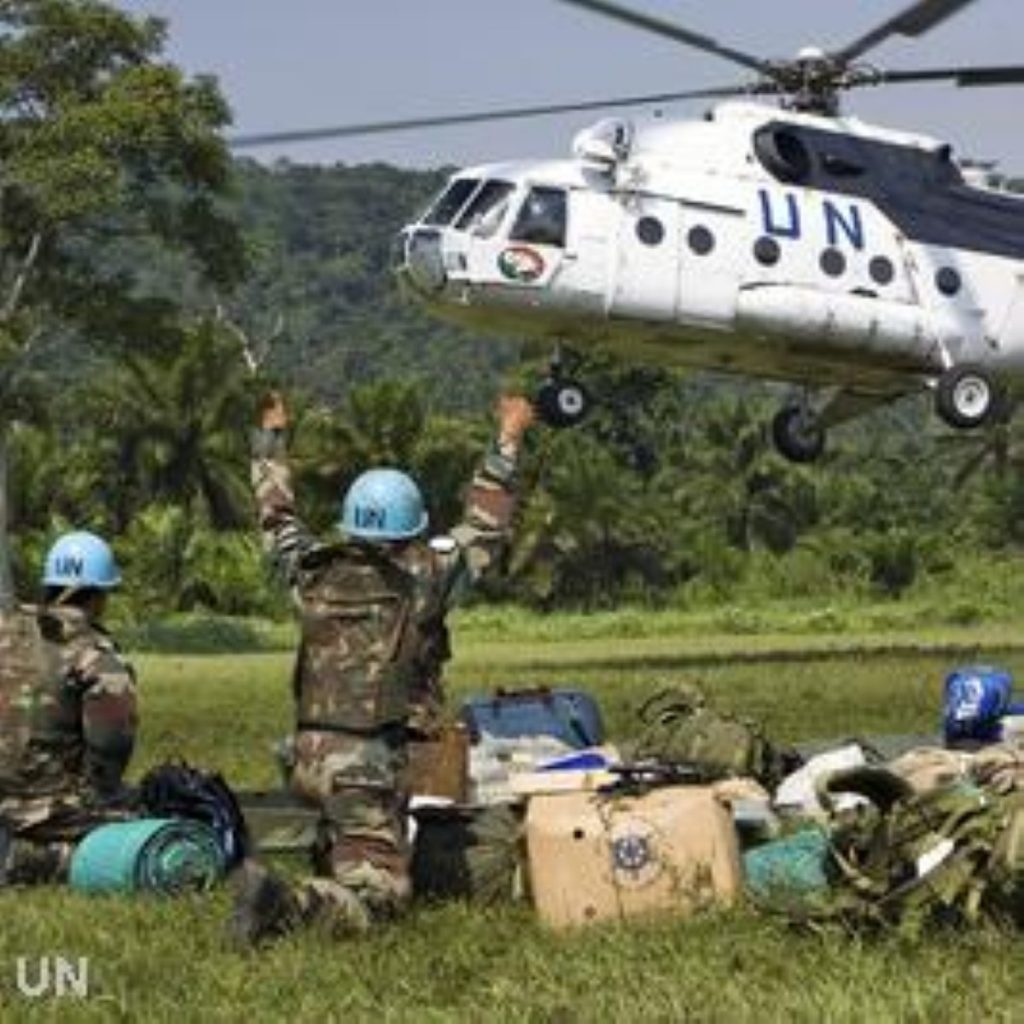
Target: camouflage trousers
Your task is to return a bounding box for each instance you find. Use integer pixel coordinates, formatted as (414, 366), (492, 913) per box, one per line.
(0, 790), (132, 885)
(289, 726), (411, 932)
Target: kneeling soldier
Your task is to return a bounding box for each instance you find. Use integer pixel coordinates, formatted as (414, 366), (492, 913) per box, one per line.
(232, 390), (535, 946)
(0, 531), (138, 883)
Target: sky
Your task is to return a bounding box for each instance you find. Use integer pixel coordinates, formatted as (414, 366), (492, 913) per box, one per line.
(114, 1), (1024, 173)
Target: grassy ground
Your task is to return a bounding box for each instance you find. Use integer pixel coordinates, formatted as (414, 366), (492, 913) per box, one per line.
(1, 631), (1023, 1021)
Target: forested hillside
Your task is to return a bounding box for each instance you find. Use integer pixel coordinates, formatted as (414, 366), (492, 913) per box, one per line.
(227, 160), (520, 410)
(8, 156), (1024, 617)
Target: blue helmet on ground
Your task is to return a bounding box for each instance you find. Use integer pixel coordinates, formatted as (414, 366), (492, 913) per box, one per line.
(942, 665), (1013, 746)
(340, 468), (428, 541)
(42, 531), (122, 589)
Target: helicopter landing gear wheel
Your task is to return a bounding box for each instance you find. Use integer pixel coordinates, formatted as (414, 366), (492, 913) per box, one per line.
(935, 364), (999, 430)
(536, 377), (590, 428)
(771, 405), (826, 464)
(535, 344), (590, 428)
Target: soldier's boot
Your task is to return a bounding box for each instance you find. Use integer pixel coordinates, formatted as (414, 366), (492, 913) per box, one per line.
(331, 848), (412, 923)
(6, 839), (71, 885)
(229, 859), (303, 950)
(302, 878), (373, 936)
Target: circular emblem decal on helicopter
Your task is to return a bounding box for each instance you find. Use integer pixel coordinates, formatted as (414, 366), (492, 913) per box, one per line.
(608, 818), (662, 889)
(498, 245), (545, 283)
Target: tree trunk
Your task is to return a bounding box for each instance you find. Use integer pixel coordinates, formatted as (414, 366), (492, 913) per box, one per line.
(0, 429), (14, 610)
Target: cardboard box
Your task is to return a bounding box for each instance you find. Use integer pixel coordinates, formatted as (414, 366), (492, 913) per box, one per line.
(526, 784), (742, 928)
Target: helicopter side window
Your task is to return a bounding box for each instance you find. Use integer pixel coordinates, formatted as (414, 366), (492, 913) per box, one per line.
(510, 187), (567, 248)
(422, 178), (480, 226)
(455, 180), (515, 238)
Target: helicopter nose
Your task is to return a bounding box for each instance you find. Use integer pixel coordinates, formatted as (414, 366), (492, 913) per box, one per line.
(393, 227), (447, 296)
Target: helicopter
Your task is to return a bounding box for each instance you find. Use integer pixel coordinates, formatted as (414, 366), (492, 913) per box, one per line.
(234, 0), (1024, 462)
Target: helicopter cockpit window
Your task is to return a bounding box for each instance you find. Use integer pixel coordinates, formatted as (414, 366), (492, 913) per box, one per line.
(510, 187), (567, 248)
(422, 178), (480, 226)
(455, 180), (514, 238)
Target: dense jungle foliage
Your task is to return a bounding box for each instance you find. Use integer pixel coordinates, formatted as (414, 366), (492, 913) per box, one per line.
(2, 1), (1024, 619)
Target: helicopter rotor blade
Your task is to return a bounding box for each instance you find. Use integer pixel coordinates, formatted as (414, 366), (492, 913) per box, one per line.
(554, 0), (772, 77)
(876, 63), (1024, 87)
(836, 0), (978, 64)
(229, 83), (760, 149)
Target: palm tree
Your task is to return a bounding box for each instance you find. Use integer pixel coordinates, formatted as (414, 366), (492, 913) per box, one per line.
(671, 396), (817, 554)
(86, 318), (258, 531)
(511, 431), (675, 607)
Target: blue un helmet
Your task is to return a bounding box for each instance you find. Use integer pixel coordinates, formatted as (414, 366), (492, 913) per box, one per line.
(340, 468), (428, 541)
(942, 665), (1013, 746)
(42, 531), (122, 589)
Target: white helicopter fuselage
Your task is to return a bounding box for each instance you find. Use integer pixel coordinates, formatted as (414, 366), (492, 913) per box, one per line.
(395, 101), (1024, 401)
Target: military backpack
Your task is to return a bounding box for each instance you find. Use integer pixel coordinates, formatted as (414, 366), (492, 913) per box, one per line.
(629, 684), (789, 789)
(294, 543), (437, 731)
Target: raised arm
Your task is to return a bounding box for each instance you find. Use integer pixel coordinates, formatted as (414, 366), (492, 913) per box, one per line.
(250, 392), (321, 586)
(445, 394), (536, 602)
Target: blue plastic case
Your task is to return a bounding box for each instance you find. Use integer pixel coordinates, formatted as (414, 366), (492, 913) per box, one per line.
(461, 687), (605, 749)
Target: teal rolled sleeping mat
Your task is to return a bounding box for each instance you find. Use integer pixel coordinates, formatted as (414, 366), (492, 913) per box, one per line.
(69, 818), (225, 895)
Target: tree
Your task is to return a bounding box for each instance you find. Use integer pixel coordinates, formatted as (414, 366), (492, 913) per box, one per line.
(510, 430), (679, 608)
(227, 160), (518, 411)
(84, 318), (258, 531)
(669, 396), (817, 555)
(0, 0), (246, 584)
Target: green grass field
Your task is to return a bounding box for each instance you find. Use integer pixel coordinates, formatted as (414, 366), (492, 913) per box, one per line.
(1, 627), (1023, 1022)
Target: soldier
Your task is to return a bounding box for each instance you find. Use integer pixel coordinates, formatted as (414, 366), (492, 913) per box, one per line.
(0, 531), (138, 884)
(231, 390), (536, 946)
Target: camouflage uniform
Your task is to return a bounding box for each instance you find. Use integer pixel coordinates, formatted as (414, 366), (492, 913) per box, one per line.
(0, 605), (138, 884)
(252, 429), (520, 931)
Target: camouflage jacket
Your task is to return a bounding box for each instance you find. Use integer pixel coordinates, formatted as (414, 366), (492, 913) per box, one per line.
(252, 429), (522, 729)
(0, 605), (137, 801)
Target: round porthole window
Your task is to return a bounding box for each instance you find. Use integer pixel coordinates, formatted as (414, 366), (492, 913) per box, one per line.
(869, 256), (894, 285)
(936, 267), (961, 296)
(636, 216), (664, 246)
(688, 225), (714, 255)
(753, 236), (781, 266)
(820, 248), (846, 277)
